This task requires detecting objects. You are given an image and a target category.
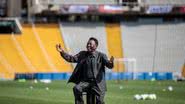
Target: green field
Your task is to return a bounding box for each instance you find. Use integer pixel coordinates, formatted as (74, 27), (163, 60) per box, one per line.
(0, 80), (185, 104)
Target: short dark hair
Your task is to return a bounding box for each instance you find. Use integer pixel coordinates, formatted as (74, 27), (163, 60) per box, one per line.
(89, 37), (98, 46)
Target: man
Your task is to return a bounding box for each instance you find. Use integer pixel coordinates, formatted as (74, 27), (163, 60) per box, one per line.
(56, 37), (114, 104)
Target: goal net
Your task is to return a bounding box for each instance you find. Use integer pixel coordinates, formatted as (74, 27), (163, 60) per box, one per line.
(111, 58), (137, 80)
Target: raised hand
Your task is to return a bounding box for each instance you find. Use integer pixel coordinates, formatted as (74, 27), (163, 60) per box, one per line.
(110, 56), (114, 63)
(56, 44), (64, 52)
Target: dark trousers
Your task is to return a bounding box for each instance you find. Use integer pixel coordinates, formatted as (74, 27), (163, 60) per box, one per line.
(73, 81), (105, 104)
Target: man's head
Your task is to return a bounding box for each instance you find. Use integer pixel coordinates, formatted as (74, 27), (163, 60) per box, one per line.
(86, 37), (98, 53)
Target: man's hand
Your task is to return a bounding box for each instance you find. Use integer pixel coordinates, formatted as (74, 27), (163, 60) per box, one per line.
(56, 44), (64, 52)
(110, 56), (114, 63)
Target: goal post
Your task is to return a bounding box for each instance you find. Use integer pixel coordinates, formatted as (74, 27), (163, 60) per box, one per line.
(113, 58), (137, 80)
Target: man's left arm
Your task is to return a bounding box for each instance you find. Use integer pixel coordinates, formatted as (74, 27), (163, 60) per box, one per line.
(102, 53), (114, 69)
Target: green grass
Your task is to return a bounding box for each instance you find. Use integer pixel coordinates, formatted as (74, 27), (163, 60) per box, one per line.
(0, 80), (185, 104)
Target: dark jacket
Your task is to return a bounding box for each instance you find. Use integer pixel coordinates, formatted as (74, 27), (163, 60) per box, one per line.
(60, 51), (114, 92)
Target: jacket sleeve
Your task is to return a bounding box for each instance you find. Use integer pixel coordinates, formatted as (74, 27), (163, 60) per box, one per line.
(102, 53), (114, 69)
(60, 51), (82, 63)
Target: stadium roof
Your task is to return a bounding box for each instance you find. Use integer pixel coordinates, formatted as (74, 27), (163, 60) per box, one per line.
(140, 0), (185, 5)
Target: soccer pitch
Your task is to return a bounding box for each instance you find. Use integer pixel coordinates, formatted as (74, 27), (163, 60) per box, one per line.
(0, 80), (185, 104)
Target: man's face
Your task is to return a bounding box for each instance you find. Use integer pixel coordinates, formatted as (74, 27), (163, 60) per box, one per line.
(86, 40), (97, 52)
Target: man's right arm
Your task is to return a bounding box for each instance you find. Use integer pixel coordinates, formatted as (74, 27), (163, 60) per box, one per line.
(59, 51), (79, 63)
(56, 44), (79, 63)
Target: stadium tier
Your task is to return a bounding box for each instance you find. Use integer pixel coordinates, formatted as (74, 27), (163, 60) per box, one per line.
(32, 24), (73, 72)
(16, 24), (51, 73)
(105, 23), (125, 72)
(121, 21), (157, 72)
(0, 35), (29, 79)
(0, 24), (73, 79)
(121, 21), (185, 73)
(60, 22), (108, 55)
(0, 21), (185, 80)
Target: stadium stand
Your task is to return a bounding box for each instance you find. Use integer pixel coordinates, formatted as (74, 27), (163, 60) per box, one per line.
(60, 22), (108, 55)
(140, 0), (185, 5)
(121, 21), (185, 74)
(155, 22), (185, 73)
(1, 20), (185, 80)
(0, 35), (29, 79)
(105, 23), (125, 72)
(0, 51), (15, 79)
(0, 23), (74, 79)
(121, 22), (156, 72)
(33, 24), (73, 72)
(15, 24), (52, 73)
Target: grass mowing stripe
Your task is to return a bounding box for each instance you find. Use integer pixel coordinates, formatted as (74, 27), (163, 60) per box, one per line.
(0, 80), (185, 104)
(0, 96), (73, 104)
